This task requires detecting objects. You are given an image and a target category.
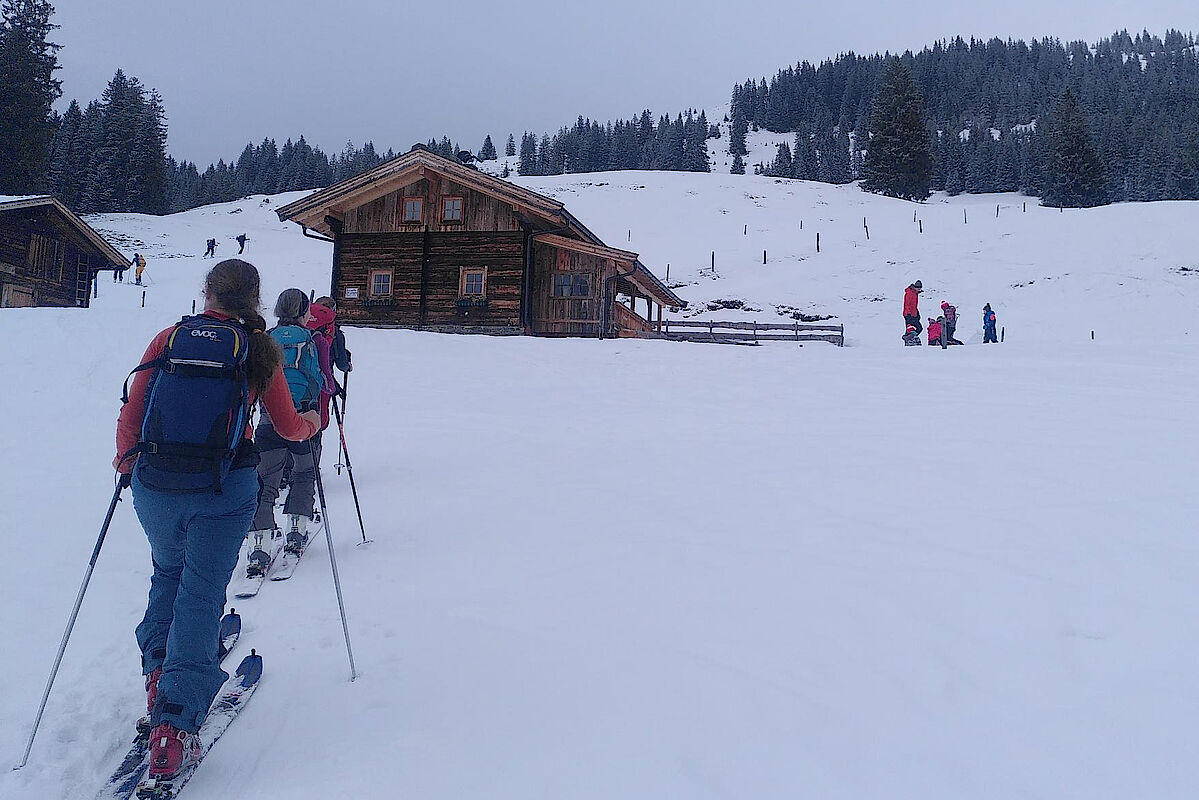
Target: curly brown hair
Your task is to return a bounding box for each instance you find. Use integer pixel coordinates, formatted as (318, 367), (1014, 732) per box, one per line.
(203, 259), (281, 396)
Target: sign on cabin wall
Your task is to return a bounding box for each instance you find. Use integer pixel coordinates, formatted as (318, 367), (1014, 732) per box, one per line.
(344, 287), (359, 299)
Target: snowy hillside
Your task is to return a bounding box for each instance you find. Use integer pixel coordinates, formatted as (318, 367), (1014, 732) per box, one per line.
(2, 174), (1198, 799)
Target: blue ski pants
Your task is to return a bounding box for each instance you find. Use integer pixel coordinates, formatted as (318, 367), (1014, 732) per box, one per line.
(132, 466), (257, 732)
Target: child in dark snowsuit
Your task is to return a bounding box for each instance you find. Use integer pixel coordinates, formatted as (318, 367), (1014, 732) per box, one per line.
(204, 239), (217, 258)
(927, 317), (944, 346)
(983, 303), (998, 343)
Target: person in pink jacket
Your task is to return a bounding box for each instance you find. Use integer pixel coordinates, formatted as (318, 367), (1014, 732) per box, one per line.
(305, 302), (337, 470)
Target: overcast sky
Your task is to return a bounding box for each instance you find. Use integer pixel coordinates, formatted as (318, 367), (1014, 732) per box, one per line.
(49, 0), (1195, 166)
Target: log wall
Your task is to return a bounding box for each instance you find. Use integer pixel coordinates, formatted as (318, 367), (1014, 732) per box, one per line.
(335, 230), (524, 329)
(0, 207), (100, 308)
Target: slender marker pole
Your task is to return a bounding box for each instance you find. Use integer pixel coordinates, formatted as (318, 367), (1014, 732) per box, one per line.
(15, 481), (126, 770)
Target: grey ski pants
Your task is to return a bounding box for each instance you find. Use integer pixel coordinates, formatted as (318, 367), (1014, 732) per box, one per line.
(252, 422), (315, 530)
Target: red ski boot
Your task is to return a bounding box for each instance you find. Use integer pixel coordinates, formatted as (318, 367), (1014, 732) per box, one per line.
(148, 722), (201, 779)
(136, 668), (162, 736)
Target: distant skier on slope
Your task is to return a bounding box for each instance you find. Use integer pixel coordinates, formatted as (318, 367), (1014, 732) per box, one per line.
(114, 259), (318, 781)
(134, 253), (147, 285)
(940, 300), (964, 344)
(250, 289), (325, 560)
(983, 303), (998, 343)
(235, 233), (248, 254)
(204, 238), (217, 258)
(903, 280), (923, 335)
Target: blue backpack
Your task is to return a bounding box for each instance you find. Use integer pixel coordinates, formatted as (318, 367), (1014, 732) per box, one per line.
(121, 315), (251, 492)
(271, 324), (323, 410)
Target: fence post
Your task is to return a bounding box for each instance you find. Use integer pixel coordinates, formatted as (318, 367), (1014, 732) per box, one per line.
(752, 321), (757, 341)
(963, 209), (967, 224)
(141, 291), (146, 308)
(711, 251), (715, 269)
(192, 299), (196, 314)
(864, 225), (869, 240)
(763, 249), (766, 264)
(996, 204), (1000, 217)
(919, 220), (923, 234)
(743, 224), (747, 235)
(816, 232), (820, 253)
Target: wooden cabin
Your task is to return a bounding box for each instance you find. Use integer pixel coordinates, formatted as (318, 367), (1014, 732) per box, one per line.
(0, 196), (128, 308)
(276, 147), (685, 337)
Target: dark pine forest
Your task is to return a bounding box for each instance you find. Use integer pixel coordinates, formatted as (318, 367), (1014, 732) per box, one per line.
(3, 0), (1197, 213)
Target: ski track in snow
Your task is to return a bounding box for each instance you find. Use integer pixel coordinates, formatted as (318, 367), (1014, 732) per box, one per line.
(1, 175), (1198, 799)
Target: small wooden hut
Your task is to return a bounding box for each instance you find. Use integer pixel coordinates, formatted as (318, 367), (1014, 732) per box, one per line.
(0, 196), (128, 308)
(276, 147), (685, 337)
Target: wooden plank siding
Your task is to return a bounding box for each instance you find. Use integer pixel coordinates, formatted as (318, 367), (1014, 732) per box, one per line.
(529, 241), (607, 337)
(342, 178), (522, 235)
(335, 231), (524, 330)
(0, 206), (101, 308)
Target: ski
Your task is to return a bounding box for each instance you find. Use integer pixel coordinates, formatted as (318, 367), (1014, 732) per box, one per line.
(96, 613), (246, 800)
(270, 516), (323, 581)
(230, 528), (283, 598)
(131, 651), (264, 800)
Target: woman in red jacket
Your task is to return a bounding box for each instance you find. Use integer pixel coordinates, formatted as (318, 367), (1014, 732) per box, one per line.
(114, 259), (319, 780)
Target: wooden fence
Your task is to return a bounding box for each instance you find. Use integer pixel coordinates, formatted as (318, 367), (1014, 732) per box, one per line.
(657, 319), (844, 346)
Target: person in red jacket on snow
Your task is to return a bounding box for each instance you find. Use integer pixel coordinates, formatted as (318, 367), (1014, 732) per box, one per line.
(903, 280), (923, 335)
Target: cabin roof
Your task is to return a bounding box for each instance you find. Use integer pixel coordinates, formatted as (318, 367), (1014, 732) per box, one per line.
(275, 148), (565, 233)
(0, 196), (129, 268)
(276, 149), (686, 310)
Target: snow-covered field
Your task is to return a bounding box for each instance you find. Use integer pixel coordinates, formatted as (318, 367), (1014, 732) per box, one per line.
(1, 173), (1198, 799)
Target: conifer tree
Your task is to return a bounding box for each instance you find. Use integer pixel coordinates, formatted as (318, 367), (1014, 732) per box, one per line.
(731, 152), (745, 174)
(479, 134), (497, 160)
(1042, 88), (1106, 207)
(505, 133), (516, 157)
(861, 59), (932, 201)
(0, 0), (61, 193)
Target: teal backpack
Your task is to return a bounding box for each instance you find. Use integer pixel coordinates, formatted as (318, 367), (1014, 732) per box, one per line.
(270, 324), (323, 410)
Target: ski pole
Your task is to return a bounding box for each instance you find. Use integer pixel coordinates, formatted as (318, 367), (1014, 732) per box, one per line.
(331, 396), (369, 545)
(314, 467), (359, 681)
(15, 478), (128, 770)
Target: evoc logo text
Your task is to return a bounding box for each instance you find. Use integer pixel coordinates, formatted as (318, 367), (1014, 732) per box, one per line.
(191, 329), (220, 341)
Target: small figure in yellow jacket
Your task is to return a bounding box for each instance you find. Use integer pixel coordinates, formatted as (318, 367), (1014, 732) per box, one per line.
(134, 253), (147, 285)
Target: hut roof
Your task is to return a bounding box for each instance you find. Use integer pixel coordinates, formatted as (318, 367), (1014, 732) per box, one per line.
(276, 148), (685, 310)
(0, 196), (129, 268)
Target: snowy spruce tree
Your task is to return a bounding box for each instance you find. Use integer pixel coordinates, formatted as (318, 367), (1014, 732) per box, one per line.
(1042, 89), (1106, 208)
(506, 133), (516, 157)
(479, 134), (497, 160)
(861, 59), (932, 201)
(0, 0), (62, 193)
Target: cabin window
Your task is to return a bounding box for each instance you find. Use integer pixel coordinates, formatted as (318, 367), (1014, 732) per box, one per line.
(441, 196), (464, 222)
(402, 197), (423, 223)
(369, 269), (392, 296)
(553, 273), (591, 297)
(459, 267), (486, 297)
